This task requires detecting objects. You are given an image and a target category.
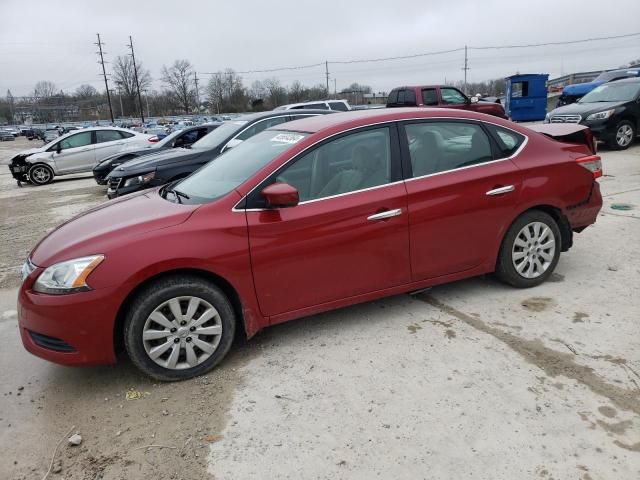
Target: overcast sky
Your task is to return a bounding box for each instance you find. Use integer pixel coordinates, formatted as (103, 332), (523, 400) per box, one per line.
(1, 0), (639, 97)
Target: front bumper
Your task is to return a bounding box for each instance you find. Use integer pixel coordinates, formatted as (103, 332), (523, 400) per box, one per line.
(93, 169), (109, 185)
(106, 174), (161, 199)
(8, 160), (30, 182)
(582, 119), (617, 142)
(18, 281), (126, 366)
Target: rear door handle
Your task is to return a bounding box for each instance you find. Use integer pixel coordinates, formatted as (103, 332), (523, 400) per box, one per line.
(486, 185), (515, 196)
(367, 208), (402, 221)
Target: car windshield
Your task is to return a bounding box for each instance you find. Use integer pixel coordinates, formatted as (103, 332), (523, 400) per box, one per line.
(594, 70), (638, 82)
(155, 129), (184, 148)
(188, 121), (247, 150)
(169, 130), (308, 204)
(579, 82), (640, 103)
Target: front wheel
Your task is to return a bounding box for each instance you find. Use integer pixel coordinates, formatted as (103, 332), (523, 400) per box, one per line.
(124, 275), (236, 381)
(28, 164), (54, 186)
(608, 120), (635, 150)
(495, 210), (561, 288)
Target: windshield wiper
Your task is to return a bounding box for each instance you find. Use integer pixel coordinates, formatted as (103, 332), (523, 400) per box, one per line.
(164, 187), (190, 203)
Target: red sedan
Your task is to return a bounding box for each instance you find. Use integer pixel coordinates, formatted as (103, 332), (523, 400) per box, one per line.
(18, 108), (602, 380)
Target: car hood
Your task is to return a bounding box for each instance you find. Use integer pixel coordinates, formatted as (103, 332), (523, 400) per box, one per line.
(15, 146), (47, 157)
(108, 148), (203, 177)
(562, 81), (603, 96)
(30, 189), (198, 267)
(549, 100), (627, 117)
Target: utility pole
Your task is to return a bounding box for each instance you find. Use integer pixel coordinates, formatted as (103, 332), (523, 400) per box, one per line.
(333, 78), (337, 98)
(95, 34), (114, 123)
(462, 45), (469, 95)
(194, 72), (200, 113)
(145, 92), (150, 118)
(127, 35), (145, 124)
(325, 61), (330, 98)
(117, 88), (124, 117)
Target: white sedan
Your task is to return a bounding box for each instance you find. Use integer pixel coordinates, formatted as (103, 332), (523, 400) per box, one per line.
(8, 127), (154, 186)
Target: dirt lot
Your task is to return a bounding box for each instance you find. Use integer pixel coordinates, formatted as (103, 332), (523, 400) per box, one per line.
(0, 136), (639, 479)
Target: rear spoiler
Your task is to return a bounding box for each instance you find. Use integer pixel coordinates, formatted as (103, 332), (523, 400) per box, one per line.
(527, 124), (596, 154)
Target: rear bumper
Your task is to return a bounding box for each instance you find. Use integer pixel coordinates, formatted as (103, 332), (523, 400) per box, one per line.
(567, 180), (603, 230)
(18, 283), (124, 366)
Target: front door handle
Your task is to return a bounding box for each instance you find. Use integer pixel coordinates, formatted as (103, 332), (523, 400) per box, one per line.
(367, 208), (402, 221)
(486, 185), (515, 196)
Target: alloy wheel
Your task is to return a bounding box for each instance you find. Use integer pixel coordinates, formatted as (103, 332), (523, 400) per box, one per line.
(511, 221), (556, 279)
(142, 296), (222, 370)
(31, 166), (51, 184)
(616, 124), (633, 148)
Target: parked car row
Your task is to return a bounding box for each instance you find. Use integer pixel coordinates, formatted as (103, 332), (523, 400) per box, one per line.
(8, 79), (638, 191)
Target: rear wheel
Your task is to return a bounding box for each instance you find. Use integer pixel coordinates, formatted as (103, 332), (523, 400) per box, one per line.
(608, 120), (635, 150)
(495, 210), (561, 288)
(124, 275), (236, 381)
(28, 164), (54, 186)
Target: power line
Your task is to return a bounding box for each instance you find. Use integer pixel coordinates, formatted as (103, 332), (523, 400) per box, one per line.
(201, 62), (323, 76)
(470, 32), (640, 50)
(197, 31), (640, 77)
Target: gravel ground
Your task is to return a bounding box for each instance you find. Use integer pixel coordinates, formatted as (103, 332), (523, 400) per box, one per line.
(0, 136), (638, 480)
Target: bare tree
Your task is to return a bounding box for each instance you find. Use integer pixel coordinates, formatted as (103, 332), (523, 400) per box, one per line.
(205, 69), (247, 113)
(75, 84), (98, 99)
(112, 56), (151, 116)
(262, 77), (287, 108)
(288, 80), (305, 103)
(32, 81), (57, 100)
(161, 59), (196, 114)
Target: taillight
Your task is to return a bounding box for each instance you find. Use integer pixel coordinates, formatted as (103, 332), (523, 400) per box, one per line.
(576, 155), (602, 179)
(148, 136), (159, 143)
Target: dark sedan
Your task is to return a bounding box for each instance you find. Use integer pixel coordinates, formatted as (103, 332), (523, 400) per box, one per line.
(105, 110), (334, 198)
(546, 77), (640, 150)
(93, 123), (220, 184)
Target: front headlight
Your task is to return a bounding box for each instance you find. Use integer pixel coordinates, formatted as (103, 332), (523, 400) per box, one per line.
(124, 171), (155, 187)
(586, 109), (615, 121)
(33, 255), (105, 295)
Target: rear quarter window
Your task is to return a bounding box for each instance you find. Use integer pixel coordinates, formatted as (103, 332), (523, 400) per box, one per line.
(484, 124), (526, 157)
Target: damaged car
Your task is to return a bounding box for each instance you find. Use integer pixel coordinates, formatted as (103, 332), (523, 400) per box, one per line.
(8, 127), (153, 186)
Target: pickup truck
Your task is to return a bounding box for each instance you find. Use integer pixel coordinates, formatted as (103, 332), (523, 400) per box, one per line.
(386, 85), (507, 118)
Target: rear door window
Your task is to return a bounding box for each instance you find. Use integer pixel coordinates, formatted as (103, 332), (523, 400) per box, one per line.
(329, 101), (349, 111)
(96, 130), (124, 143)
(421, 88), (438, 106)
(404, 122), (494, 177)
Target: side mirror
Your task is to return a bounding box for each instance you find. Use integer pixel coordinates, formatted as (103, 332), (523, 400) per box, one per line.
(261, 183), (299, 208)
(55, 143), (62, 154)
(470, 96), (479, 104)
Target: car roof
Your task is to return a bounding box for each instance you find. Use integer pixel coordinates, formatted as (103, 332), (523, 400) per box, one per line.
(234, 109), (333, 122)
(607, 76), (640, 84)
(270, 107), (514, 135)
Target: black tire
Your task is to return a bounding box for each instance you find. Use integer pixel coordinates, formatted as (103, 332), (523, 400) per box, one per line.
(608, 120), (635, 150)
(123, 275), (236, 381)
(495, 210), (561, 288)
(28, 164), (54, 186)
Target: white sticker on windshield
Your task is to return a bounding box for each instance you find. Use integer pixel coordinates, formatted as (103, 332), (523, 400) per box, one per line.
(270, 133), (304, 144)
